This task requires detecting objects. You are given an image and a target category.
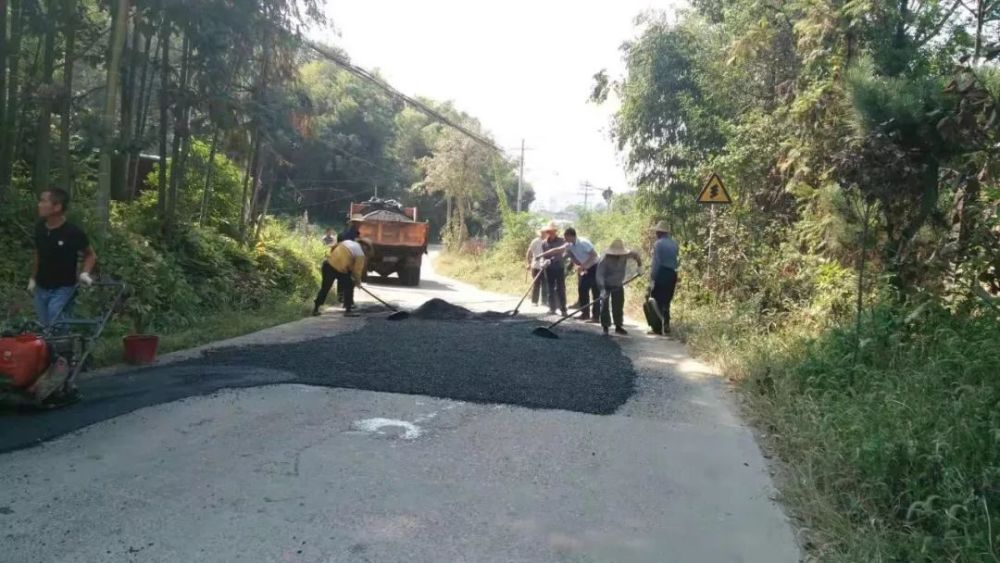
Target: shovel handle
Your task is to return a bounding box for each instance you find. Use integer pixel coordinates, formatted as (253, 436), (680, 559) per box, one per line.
(358, 285), (399, 312)
(512, 265), (548, 314)
(544, 271), (645, 330)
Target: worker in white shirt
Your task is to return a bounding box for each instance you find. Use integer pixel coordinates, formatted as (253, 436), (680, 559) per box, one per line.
(563, 227), (600, 322)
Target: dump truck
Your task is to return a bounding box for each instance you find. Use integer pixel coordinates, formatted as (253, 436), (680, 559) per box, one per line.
(350, 200), (429, 286)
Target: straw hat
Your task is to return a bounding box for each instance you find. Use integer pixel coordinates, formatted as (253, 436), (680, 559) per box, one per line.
(540, 220), (559, 233)
(651, 220), (670, 233)
(349, 214), (365, 223)
(604, 238), (630, 256)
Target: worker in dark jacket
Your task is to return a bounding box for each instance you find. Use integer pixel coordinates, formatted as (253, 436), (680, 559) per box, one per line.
(536, 221), (568, 316)
(649, 221), (680, 335)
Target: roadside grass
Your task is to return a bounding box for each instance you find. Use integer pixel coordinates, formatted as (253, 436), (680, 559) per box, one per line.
(439, 249), (1000, 561)
(90, 300), (308, 368)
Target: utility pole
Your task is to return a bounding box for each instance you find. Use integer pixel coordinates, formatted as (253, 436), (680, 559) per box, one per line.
(516, 139), (525, 212)
(579, 181), (598, 211)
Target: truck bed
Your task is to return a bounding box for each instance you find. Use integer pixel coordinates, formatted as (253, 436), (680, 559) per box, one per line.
(358, 221), (428, 248)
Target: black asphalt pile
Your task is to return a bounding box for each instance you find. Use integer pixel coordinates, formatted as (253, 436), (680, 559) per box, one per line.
(0, 319), (636, 453)
(410, 298), (477, 320)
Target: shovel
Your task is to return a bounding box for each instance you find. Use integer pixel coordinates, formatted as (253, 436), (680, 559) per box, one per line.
(508, 261), (549, 317)
(532, 272), (644, 339)
(358, 285), (411, 321)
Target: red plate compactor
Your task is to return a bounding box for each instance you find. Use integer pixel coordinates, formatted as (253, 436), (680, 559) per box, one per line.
(0, 279), (124, 409)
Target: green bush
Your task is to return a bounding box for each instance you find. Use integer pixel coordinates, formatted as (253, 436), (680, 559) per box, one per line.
(736, 303), (1000, 561)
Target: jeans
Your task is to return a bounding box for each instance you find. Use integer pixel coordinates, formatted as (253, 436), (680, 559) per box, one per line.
(545, 268), (567, 313)
(34, 285), (76, 328)
(530, 268), (548, 306)
(600, 286), (625, 329)
(651, 267), (678, 330)
(577, 265), (600, 319)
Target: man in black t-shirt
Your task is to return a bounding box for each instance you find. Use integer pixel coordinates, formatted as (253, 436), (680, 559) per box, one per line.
(30, 188), (96, 327)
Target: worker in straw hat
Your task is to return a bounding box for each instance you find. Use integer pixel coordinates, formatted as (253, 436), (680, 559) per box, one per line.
(649, 220), (680, 335)
(312, 237), (372, 318)
(525, 227), (550, 308)
(538, 220), (569, 316)
(596, 238), (643, 335)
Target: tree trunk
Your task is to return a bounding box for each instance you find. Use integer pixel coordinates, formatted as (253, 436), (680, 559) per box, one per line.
(117, 11), (139, 200)
(247, 145), (267, 230)
(166, 32), (190, 223)
(157, 19), (169, 221)
(96, 0), (129, 231)
(33, 0), (59, 193)
(456, 194), (468, 248)
(127, 29), (152, 197)
(973, 0), (985, 61)
(199, 126), (220, 225)
(253, 163), (273, 243)
(0, 0), (22, 195)
(0, 0), (7, 201)
(239, 131), (260, 236)
(59, 0), (76, 194)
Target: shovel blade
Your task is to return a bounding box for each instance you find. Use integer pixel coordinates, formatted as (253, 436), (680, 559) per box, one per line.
(387, 311), (411, 321)
(531, 327), (560, 339)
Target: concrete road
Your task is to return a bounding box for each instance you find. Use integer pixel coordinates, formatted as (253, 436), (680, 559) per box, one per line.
(0, 251), (800, 563)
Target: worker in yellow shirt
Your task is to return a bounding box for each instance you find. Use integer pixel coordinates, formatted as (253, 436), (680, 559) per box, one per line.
(312, 238), (372, 317)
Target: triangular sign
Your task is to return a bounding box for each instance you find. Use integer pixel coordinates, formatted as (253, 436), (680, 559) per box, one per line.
(697, 174), (732, 204)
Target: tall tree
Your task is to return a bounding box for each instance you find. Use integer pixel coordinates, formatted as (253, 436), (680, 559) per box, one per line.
(95, 0), (130, 230)
(32, 0), (59, 192)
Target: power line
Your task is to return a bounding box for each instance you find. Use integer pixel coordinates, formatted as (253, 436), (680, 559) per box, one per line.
(305, 41), (507, 157)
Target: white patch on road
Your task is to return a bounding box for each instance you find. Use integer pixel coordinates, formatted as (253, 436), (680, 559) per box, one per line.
(352, 418), (423, 440)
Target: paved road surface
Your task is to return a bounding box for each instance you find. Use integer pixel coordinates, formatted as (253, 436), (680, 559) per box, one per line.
(0, 251), (800, 562)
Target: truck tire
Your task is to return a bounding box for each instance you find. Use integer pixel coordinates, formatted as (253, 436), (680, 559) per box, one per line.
(400, 265), (421, 287)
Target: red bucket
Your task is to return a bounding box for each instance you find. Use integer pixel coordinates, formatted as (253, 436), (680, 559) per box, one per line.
(123, 335), (159, 365)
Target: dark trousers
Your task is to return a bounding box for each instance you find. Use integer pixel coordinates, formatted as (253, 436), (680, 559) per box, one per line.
(315, 262), (336, 309)
(531, 268), (548, 306)
(315, 263), (355, 311)
(577, 265), (600, 319)
(600, 286), (625, 329)
(651, 267), (678, 329)
(337, 271), (355, 310)
(545, 268), (567, 313)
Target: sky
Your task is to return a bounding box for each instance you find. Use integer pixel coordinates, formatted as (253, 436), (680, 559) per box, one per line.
(310, 0), (682, 212)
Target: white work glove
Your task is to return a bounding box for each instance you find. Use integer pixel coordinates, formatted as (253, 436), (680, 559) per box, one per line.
(27, 278), (36, 294)
(78, 272), (94, 287)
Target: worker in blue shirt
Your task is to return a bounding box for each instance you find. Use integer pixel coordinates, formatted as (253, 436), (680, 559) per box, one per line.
(649, 221), (680, 335)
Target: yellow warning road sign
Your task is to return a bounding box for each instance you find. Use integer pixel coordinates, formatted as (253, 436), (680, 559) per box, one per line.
(697, 174), (732, 204)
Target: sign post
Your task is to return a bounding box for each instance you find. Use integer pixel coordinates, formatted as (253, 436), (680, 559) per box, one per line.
(697, 174), (732, 294)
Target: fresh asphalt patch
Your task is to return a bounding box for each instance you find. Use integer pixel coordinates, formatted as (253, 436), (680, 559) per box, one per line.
(0, 317), (636, 453)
